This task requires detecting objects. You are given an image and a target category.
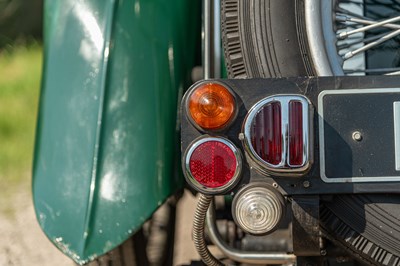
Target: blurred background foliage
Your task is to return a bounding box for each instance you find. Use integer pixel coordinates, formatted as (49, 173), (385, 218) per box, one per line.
(0, 45), (42, 183)
(0, 0), (43, 48)
(0, 44), (42, 214)
(0, 0), (43, 207)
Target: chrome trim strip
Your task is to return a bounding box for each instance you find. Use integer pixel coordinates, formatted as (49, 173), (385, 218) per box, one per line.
(281, 100), (289, 167)
(206, 201), (296, 265)
(183, 136), (242, 194)
(242, 95), (312, 176)
(394, 102), (400, 171)
(319, 88), (400, 183)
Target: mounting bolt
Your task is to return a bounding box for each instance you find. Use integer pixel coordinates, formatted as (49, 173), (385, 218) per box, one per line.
(238, 133), (245, 141)
(272, 182), (279, 188)
(320, 249), (327, 256)
(303, 180), (310, 188)
(352, 131), (363, 141)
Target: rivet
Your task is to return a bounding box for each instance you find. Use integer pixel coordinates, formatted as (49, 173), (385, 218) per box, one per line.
(303, 180), (310, 188)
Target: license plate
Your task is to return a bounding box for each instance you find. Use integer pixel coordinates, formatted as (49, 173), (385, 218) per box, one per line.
(319, 88), (400, 183)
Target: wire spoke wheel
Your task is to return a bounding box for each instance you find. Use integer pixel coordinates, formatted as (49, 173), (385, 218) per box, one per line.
(306, 0), (400, 76)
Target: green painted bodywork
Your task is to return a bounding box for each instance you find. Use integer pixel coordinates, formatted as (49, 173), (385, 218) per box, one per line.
(33, 0), (200, 264)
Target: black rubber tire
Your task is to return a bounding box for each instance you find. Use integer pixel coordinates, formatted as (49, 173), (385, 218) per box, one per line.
(86, 201), (176, 266)
(320, 195), (400, 266)
(221, 0), (400, 264)
(221, 0), (314, 78)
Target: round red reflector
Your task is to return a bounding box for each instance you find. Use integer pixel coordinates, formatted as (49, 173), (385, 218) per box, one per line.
(185, 137), (241, 194)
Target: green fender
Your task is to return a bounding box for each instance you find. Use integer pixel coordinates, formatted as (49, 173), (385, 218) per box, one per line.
(33, 0), (200, 264)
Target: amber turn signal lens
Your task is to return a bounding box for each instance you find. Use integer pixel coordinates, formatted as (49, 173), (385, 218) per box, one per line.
(188, 83), (235, 130)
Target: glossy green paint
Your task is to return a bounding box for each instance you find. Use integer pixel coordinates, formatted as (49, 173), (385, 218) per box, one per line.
(33, 0), (201, 264)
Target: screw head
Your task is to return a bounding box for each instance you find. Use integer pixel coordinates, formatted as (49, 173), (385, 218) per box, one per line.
(303, 180), (310, 188)
(352, 131), (363, 141)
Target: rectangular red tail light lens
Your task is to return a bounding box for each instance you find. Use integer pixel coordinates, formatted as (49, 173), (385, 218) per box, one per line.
(251, 102), (282, 165)
(289, 101), (304, 166)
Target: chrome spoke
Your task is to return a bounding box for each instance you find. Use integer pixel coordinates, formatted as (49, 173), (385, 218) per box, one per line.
(343, 28), (400, 60)
(336, 15), (400, 30)
(339, 0), (363, 3)
(336, 7), (370, 20)
(338, 15), (400, 39)
(344, 67), (400, 74)
(386, 71), (400, 75)
(338, 31), (390, 50)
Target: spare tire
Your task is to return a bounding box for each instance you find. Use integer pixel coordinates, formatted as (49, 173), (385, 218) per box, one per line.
(221, 0), (400, 264)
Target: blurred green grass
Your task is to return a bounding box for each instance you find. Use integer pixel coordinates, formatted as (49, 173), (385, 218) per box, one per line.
(0, 44), (42, 189)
